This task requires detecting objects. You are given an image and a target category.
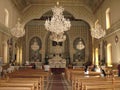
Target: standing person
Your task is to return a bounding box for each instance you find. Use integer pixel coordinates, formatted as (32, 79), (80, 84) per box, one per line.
(118, 62), (120, 77)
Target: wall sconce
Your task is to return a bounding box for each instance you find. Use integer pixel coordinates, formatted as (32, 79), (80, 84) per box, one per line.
(115, 35), (118, 44)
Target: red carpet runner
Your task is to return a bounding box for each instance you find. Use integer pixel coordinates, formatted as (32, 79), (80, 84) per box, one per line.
(47, 74), (71, 90)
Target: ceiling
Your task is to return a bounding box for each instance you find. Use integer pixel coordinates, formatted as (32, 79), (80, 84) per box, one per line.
(11, 0), (104, 13)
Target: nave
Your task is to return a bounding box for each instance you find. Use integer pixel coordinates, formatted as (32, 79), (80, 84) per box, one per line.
(0, 0), (120, 90)
(0, 65), (120, 90)
(0, 67), (72, 90)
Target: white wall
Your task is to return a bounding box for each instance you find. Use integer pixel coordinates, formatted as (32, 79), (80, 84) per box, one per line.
(0, 0), (20, 28)
(0, 0), (20, 63)
(94, 0), (120, 65)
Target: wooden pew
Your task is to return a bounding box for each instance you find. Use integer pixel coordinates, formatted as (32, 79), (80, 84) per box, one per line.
(72, 76), (120, 90)
(0, 82), (35, 90)
(7, 74), (47, 90)
(0, 87), (32, 90)
(0, 77), (44, 90)
(5, 68), (51, 90)
(85, 83), (120, 90)
(7, 78), (42, 90)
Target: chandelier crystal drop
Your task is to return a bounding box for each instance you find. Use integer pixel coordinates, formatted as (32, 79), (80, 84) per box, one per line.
(10, 18), (25, 38)
(91, 23), (106, 39)
(50, 32), (66, 42)
(44, 2), (71, 34)
(76, 39), (85, 50)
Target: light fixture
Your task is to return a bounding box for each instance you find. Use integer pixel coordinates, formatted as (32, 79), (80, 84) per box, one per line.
(50, 32), (66, 42)
(31, 38), (39, 51)
(10, 18), (25, 38)
(76, 39), (85, 50)
(44, 2), (71, 35)
(91, 23), (106, 39)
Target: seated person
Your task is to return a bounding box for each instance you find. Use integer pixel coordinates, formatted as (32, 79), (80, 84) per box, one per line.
(91, 65), (96, 71)
(84, 65), (89, 74)
(118, 62), (120, 77)
(100, 67), (106, 77)
(32, 63), (36, 69)
(25, 61), (30, 65)
(91, 65), (101, 72)
(95, 65), (101, 72)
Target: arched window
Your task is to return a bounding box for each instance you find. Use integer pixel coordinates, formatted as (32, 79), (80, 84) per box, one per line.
(106, 8), (111, 29)
(4, 8), (9, 27)
(107, 44), (112, 67)
(95, 48), (99, 65)
(3, 42), (8, 63)
(92, 48), (95, 64)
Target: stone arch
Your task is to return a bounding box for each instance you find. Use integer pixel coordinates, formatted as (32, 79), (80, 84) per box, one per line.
(22, 5), (95, 28)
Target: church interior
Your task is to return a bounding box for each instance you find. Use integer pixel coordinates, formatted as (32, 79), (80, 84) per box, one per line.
(0, 0), (120, 90)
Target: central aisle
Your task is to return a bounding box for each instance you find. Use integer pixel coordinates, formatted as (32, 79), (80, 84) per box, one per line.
(47, 74), (71, 90)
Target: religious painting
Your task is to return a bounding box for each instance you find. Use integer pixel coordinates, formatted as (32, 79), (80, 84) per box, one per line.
(29, 37), (42, 62)
(73, 37), (85, 61)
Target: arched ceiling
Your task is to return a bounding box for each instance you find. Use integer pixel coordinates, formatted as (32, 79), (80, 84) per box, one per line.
(11, 0), (104, 13)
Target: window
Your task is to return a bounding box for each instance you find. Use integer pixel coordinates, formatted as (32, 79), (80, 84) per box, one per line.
(3, 42), (8, 63)
(92, 48), (95, 64)
(107, 44), (112, 67)
(95, 48), (99, 65)
(4, 8), (9, 27)
(106, 8), (111, 29)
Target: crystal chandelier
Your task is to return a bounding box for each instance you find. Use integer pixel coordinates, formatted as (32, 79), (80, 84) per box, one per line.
(50, 32), (66, 42)
(10, 18), (25, 38)
(31, 39), (39, 51)
(76, 39), (85, 50)
(44, 2), (71, 35)
(91, 23), (106, 39)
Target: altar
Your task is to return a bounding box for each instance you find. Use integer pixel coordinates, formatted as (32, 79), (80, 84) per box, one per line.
(49, 55), (66, 68)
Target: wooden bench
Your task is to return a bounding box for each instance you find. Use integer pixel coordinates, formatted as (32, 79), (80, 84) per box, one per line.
(85, 83), (120, 90)
(6, 77), (43, 90)
(72, 76), (120, 90)
(0, 82), (35, 90)
(0, 87), (32, 90)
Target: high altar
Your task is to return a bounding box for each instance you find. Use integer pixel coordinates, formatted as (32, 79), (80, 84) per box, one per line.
(49, 55), (66, 68)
